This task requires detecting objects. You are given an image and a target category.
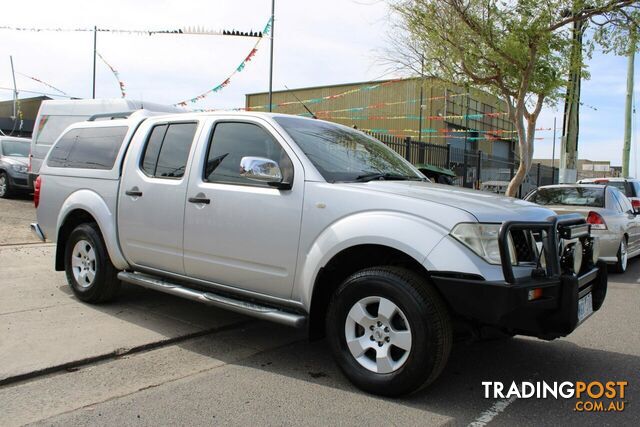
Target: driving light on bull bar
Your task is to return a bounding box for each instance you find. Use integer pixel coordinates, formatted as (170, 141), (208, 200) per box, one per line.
(561, 241), (583, 274)
(451, 223), (517, 265)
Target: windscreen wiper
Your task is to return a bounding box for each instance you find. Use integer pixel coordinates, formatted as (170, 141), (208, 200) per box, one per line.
(354, 172), (422, 182)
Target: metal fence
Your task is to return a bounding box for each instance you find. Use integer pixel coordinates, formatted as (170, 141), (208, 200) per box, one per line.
(364, 131), (558, 197)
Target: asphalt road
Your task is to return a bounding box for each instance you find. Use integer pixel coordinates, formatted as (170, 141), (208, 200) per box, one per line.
(0, 197), (638, 426)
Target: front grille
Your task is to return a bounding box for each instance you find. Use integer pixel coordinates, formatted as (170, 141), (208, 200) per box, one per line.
(13, 177), (27, 185)
(511, 230), (536, 263)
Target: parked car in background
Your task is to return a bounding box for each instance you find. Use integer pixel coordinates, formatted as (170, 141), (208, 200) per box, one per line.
(28, 98), (182, 189)
(0, 136), (31, 198)
(525, 184), (640, 272)
(32, 111), (607, 396)
(577, 177), (640, 213)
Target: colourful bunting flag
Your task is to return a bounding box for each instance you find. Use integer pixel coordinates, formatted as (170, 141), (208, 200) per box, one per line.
(174, 16), (272, 106)
(97, 52), (126, 98)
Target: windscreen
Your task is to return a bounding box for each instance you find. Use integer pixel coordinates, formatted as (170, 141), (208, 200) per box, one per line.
(528, 187), (605, 207)
(1, 140), (29, 157)
(273, 116), (423, 182)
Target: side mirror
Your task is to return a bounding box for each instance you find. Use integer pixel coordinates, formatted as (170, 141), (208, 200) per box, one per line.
(239, 156), (291, 189)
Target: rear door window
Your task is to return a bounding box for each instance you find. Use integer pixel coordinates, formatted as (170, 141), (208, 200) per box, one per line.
(65, 126), (129, 170)
(141, 125), (167, 176)
(140, 122), (197, 179)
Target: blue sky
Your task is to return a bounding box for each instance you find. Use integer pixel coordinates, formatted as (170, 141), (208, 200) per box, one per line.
(0, 0), (637, 174)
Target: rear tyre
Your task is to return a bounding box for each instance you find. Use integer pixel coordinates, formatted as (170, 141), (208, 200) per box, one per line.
(0, 171), (13, 198)
(64, 223), (121, 303)
(326, 266), (452, 396)
(612, 239), (628, 274)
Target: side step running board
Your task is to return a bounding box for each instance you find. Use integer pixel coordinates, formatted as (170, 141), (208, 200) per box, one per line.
(117, 272), (306, 328)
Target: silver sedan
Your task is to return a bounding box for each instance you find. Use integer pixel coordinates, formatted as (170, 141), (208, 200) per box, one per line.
(525, 184), (640, 273)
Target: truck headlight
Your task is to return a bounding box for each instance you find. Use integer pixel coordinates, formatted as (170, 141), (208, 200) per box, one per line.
(451, 223), (516, 265)
(11, 164), (27, 173)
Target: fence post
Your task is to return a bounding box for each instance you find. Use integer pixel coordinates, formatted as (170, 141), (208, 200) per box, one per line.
(404, 137), (411, 162)
(446, 144), (451, 168)
(536, 163), (541, 187)
(476, 151), (482, 189)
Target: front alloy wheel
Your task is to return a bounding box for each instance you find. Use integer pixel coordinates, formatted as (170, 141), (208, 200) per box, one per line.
(0, 172), (9, 198)
(327, 266), (452, 396)
(345, 296), (412, 374)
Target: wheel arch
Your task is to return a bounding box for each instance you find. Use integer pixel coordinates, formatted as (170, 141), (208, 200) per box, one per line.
(55, 190), (129, 271)
(307, 243), (435, 340)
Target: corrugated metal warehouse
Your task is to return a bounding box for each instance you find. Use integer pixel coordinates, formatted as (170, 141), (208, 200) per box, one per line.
(0, 96), (50, 138)
(245, 77), (516, 159)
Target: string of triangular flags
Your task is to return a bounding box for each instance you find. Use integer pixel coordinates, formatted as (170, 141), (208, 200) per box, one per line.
(0, 25), (264, 37)
(175, 17), (272, 106)
(97, 52), (126, 98)
(16, 72), (68, 95)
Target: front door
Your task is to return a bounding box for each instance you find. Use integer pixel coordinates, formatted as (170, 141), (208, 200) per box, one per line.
(118, 121), (200, 274)
(183, 119), (304, 299)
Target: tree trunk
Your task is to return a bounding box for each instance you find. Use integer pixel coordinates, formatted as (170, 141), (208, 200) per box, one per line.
(505, 93), (544, 198)
(505, 110), (530, 197)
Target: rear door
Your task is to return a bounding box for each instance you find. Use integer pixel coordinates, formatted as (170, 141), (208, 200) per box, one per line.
(182, 118), (304, 299)
(118, 121), (200, 274)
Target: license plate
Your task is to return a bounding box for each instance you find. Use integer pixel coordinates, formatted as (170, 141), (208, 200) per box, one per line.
(578, 293), (593, 323)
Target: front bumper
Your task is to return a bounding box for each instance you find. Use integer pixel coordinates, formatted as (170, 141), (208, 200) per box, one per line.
(27, 172), (37, 191)
(8, 171), (31, 191)
(431, 214), (608, 340)
(431, 265), (607, 339)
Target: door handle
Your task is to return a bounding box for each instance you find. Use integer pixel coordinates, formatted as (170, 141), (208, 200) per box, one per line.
(125, 190), (143, 197)
(188, 197), (211, 204)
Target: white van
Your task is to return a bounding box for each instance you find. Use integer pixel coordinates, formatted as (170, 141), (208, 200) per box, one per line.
(29, 99), (181, 187)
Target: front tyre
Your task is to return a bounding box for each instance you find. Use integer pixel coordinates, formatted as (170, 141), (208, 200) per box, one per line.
(64, 223), (120, 303)
(326, 267), (452, 396)
(0, 171), (13, 198)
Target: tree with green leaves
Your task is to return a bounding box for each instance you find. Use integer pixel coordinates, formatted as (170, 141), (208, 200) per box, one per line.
(389, 0), (639, 196)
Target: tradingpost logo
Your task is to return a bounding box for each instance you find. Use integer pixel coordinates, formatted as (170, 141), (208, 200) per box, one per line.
(482, 381), (628, 412)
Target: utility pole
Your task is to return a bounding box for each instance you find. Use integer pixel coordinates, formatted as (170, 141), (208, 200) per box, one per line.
(559, 13), (585, 183)
(417, 55), (424, 142)
(92, 26), (97, 99)
(622, 29), (636, 178)
(268, 0), (275, 112)
(551, 116), (557, 183)
(9, 56), (17, 119)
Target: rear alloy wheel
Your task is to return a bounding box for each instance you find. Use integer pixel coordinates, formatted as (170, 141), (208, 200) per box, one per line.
(71, 240), (97, 288)
(613, 239), (628, 273)
(0, 172), (12, 198)
(64, 223), (121, 303)
(327, 267), (452, 396)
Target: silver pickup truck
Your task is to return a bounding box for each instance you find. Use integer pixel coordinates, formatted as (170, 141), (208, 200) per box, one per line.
(32, 110), (607, 396)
